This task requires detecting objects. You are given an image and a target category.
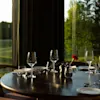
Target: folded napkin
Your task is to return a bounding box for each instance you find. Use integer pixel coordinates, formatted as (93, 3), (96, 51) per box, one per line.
(13, 68), (31, 74)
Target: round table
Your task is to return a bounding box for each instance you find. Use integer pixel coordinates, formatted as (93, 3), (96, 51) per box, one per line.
(1, 68), (100, 99)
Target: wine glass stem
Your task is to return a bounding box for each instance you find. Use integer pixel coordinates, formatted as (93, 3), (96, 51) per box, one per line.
(88, 73), (91, 86)
(31, 66), (33, 77)
(53, 62), (55, 71)
(88, 62), (92, 72)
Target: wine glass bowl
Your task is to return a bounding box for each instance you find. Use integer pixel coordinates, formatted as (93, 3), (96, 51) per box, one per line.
(50, 50), (59, 63)
(27, 52), (37, 78)
(85, 49), (94, 73)
(50, 49), (59, 73)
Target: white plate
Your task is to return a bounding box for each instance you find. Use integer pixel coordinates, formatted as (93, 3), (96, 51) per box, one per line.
(70, 65), (77, 69)
(79, 66), (95, 70)
(77, 87), (100, 95)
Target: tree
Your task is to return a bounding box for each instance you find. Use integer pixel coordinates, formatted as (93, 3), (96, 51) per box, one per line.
(78, 0), (100, 54)
(0, 22), (12, 39)
(64, 0), (96, 60)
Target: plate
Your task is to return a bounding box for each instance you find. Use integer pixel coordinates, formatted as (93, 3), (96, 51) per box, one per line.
(70, 65), (77, 69)
(78, 66), (95, 71)
(77, 87), (100, 95)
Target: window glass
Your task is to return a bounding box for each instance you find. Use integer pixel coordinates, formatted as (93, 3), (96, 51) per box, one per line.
(0, 0), (19, 65)
(64, 0), (100, 61)
(0, 0), (12, 65)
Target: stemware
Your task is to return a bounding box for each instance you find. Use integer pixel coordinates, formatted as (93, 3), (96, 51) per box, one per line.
(85, 49), (94, 74)
(84, 49), (94, 86)
(22, 66), (29, 79)
(50, 49), (59, 73)
(93, 54), (100, 74)
(98, 56), (100, 72)
(27, 52), (37, 78)
(17, 65), (21, 76)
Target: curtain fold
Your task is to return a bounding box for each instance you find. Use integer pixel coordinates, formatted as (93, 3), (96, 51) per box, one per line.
(19, 0), (64, 66)
(12, 0), (20, 66)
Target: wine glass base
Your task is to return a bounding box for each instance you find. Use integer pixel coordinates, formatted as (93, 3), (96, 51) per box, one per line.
(28, 75), (36, 78)
(50, 69), (58, 73)
(95, 72), (100, 75)
(85, 71), (93, 74)
(17, 72), (22, 77)
(85, 69), (97, 74)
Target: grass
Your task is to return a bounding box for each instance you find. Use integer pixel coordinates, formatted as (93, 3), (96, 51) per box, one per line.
(0, 40), (12, 77)
(0, 40), (12, 65)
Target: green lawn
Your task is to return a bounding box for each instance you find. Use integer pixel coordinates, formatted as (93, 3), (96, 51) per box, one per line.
(0, 40), (12, 65)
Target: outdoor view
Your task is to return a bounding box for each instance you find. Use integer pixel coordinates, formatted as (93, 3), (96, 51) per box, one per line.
(64, 0), (100, 61)
(0, 0), (12, 65)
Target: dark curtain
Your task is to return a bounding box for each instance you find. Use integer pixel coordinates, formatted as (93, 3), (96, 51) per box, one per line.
(20, 0), (64, 66)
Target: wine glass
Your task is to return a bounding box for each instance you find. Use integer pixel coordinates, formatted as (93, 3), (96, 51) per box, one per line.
(84, 49), (94, 86)
(98, 56), (100, 72)
(85, 49), (94, 74)
(50, 49), (59, 73)
(93, 51), (100, 74)
(27, 52), (37, 78)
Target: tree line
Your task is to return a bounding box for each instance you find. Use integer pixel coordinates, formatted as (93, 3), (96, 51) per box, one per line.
(0, 21), (12, 39)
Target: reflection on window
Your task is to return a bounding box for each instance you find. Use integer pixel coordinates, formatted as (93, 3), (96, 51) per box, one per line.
(64, 0), (100, 61)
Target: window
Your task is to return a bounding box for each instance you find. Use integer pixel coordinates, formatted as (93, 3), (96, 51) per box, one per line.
(0, 0), (20, 66)
(64, 0), (100, 61)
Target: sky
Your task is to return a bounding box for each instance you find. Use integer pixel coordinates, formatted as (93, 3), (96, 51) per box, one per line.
(0, 0), (12, 22)
(64, 0), (70, 19)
